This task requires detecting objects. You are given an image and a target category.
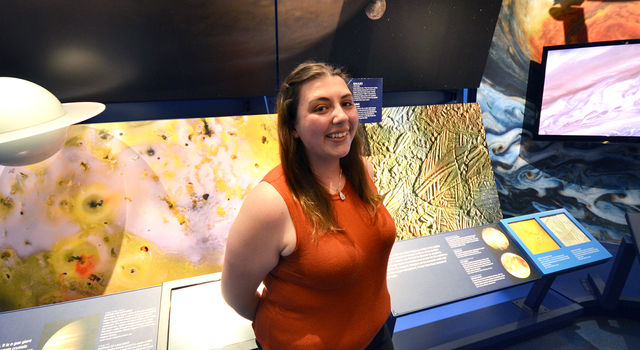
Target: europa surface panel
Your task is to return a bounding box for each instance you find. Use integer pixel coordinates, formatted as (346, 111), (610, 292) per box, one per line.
(365, 103), (502, 240)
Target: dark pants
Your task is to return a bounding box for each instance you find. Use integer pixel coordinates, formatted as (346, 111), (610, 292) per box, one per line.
(255, 322), (394, 350)
(364, 322), (395, 350)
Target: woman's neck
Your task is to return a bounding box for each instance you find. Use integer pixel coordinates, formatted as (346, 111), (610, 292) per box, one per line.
(310, 162), (343, 195)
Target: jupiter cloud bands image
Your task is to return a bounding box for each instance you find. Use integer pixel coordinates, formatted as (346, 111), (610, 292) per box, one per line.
(478, 0), (640, 242)
(539, 43), (640, 137)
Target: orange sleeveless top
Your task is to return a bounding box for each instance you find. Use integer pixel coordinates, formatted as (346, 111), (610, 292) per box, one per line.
(253, 165), (396, 350)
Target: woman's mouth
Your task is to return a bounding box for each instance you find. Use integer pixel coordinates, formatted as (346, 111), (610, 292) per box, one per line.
(327, 131), (348, 139)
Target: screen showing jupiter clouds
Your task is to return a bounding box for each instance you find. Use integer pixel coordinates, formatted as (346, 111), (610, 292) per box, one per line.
(539, 43), (640, 137)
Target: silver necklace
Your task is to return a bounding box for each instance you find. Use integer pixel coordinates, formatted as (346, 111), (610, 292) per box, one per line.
(338, 168), (346, 201)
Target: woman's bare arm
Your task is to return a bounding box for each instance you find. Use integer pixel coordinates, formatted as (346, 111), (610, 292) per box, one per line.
(221, 181), (294, 320)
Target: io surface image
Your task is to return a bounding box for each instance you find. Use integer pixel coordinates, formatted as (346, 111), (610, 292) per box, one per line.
(0, 115), (280, 311)
(477, 0), (640, 242)
(508, 219), (560, 255)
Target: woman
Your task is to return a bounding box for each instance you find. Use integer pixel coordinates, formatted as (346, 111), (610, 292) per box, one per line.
(222, 62), (396, 349)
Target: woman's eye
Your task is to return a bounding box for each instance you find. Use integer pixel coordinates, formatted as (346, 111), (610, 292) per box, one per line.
(343, 101), (354, 107)
(313, 106), (327, 113)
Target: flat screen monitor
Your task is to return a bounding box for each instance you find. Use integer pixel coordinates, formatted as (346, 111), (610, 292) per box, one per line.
(534, 39), (640, 143)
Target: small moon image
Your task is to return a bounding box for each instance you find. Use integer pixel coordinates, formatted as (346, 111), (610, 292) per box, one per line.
(482, 226), (509, 250)
(365, 0), (386, 20)
(501, 252), (531, 279)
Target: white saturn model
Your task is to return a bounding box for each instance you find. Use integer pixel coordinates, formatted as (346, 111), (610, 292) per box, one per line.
(0, 77), (105, 166)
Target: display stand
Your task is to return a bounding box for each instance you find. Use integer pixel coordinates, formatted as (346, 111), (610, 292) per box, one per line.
(387, 224), (540, 316)
(0, 274), (256, 350)
(587, 235), (637, 311)
(392, 283), (582, 349)
(551, 211), (640, 320)
(1, 209), (626, 350)
(550, 212), (640, 321)
(498, 209), (612, 276)
(518, 275), (556, 312)
(390, 209), (612, 349)
(0, 286), (162, 350)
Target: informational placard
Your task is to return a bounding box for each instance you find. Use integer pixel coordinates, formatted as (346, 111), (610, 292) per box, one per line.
(499, 208), (612, 276)
(348, 78), (383, 123)
(0, 287), (161, 350)
(387, 224), (539, 316)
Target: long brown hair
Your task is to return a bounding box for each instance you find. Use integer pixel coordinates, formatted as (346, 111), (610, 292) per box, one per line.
(277, 62), (381, 236)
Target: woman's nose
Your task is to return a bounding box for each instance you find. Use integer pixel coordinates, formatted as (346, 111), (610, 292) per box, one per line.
(332, 106), (348, 124)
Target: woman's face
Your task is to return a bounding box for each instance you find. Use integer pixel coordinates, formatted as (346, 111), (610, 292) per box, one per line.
(293, 75), (358, 168)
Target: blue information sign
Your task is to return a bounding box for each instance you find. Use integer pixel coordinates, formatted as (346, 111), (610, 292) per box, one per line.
(499, 209), (612, 276)
(348, 78), (383, 123)
(387, 224), (539, 316)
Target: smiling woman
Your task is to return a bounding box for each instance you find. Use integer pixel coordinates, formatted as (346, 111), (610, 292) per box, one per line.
(221, 62), (397, 350)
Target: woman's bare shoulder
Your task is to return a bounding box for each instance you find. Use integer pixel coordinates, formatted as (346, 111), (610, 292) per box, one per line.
(240, 181), (288, 225)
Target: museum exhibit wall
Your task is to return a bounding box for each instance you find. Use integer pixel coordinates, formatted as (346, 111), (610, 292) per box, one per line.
(2, 0), (639, 313)
(476, 0), (640, 243)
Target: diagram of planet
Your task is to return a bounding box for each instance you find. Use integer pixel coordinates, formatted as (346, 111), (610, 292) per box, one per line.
(481, 226), (509, 250)
(38, 314), (102, 350)
(500, 252), (531, 279)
